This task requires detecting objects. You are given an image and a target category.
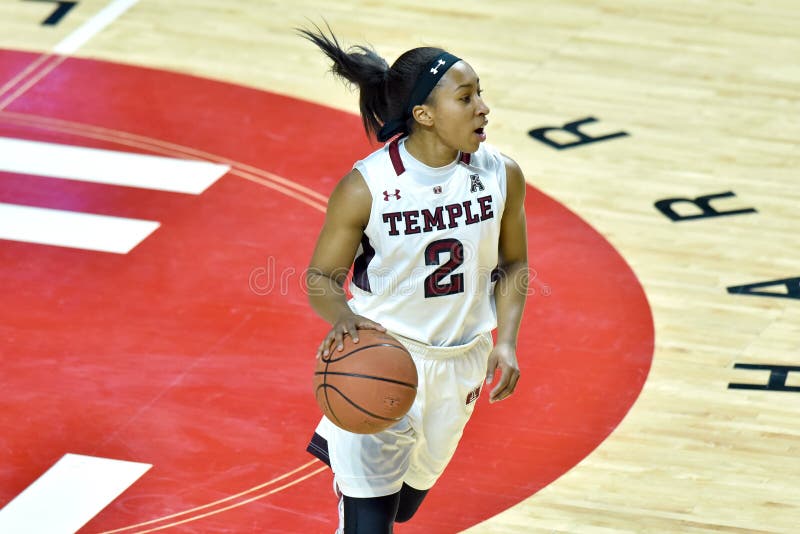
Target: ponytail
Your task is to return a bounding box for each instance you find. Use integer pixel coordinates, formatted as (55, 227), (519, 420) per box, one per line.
(297, 23), (390, 140)
(298, 23), (449, 142)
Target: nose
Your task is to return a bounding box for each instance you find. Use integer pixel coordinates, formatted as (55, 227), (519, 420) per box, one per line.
(477, 95), (490, 116)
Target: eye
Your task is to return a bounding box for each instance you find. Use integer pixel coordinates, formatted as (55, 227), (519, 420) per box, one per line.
(461, 89), (483, 103)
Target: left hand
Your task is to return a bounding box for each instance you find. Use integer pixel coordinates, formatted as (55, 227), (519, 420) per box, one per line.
(485, 343), (520, 403)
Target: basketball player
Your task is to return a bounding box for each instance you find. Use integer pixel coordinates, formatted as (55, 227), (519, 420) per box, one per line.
(299, 24), (528, 533)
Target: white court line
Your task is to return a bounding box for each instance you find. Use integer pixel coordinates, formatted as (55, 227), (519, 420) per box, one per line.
(0, 137), (230, 194)
(0, 454), (151, 534)
(0, 203), (160, 254)
(53, 0), (141, 55)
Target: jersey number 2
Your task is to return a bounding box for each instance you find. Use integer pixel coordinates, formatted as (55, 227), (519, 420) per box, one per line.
(424, 239), (464, 298)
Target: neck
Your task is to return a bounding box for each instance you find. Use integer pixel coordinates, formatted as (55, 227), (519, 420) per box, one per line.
(403, 132), (459, 168)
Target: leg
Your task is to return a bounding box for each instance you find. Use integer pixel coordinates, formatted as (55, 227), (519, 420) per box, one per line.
(343, 492), (400, 534)
(394, 483), (429, 523)
(403, 334), (493, 493)
(313, 417), (415, 533)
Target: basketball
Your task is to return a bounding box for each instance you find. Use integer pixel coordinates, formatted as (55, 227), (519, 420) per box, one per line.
(314, 329), (418, 434)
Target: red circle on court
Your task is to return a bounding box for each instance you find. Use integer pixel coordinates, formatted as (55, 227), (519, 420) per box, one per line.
(0, 50), (654, 533)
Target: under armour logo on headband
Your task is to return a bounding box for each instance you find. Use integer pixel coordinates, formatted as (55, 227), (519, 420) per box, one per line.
(430, 59), (446, 75)
(377, 52), (462, 142)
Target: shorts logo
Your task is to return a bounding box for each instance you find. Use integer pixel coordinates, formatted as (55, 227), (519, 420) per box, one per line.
(465, 384), (482, 405)
(469, 174), (484, 193)
(383, 189), (401, 201)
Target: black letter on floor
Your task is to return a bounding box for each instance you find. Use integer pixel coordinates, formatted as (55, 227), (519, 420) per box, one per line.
(729, 364), (800, 392)
(727, 277), (800, 301)
(24, 1), (78, 26)
(528, 116), (628, 150)
(654, 191), (757, 222)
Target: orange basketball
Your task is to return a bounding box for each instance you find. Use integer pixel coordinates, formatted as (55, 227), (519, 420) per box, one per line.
(313, 329), (418, 434)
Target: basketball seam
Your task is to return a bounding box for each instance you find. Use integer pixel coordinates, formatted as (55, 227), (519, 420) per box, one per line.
(314, 371), (417, 389)
(315, 384), (404, 422)
(321, 355), (345, 429)
(321, 343), (408, 363)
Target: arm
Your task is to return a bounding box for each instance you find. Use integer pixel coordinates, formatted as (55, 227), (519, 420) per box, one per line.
(486, 155), (529, 403)
(306, 169), (385, 357)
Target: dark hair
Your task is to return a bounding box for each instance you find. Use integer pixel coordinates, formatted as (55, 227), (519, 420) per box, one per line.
(297, 22), (445, 140)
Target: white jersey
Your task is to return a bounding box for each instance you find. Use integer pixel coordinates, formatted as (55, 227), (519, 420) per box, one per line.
(348, 137), (507, 346)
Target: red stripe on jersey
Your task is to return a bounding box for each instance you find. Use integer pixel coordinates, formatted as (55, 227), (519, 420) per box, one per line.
(389, 139), (470, 173)
(389, 138), (405, 175)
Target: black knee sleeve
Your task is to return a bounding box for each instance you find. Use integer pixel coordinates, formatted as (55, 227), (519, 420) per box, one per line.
(341, 484), (429, 531)
(394, 483), (429, 523)
(343, 493), (399, 534)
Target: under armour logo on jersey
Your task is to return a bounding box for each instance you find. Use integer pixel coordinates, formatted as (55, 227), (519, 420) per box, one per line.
(433, 185), (442, 194)
(430, 59), (446, 75)
(383, 189), (401, 201)
(469, 174), (485, 193)
(465, 384), (482, 405)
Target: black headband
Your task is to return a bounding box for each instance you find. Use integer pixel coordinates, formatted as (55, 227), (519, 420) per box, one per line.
(377, 52), (462, 142)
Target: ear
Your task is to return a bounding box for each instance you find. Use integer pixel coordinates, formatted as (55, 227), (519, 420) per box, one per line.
(411, 104), (434, 127)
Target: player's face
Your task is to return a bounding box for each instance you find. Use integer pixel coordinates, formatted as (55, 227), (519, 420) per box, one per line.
(428, 61), (490, 153)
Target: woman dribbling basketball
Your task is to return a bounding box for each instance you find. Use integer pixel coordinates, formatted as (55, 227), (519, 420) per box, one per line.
(299, 23), (529, 534)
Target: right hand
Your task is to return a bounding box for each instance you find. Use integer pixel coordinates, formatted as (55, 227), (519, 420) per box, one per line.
(316, 313), (386, 359)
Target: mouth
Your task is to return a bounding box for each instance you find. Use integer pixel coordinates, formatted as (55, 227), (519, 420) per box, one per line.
(474, 125), (487, 142)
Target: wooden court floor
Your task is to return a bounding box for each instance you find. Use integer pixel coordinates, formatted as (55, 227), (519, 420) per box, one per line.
(1, 1), (798, 532)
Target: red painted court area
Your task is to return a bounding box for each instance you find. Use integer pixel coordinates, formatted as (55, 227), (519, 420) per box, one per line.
(0, 50), (654, 532)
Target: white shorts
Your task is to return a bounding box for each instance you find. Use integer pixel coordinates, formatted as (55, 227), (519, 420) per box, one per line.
(310, 331), (493, 498)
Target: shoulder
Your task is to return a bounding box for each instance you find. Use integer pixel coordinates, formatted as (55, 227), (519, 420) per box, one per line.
(469, 144), (526, 196)
(354, 142), (391, 175)
(335, 167), (371, 198)
(469, 142), (504, 171)
(500, 153), (527, 202)
(326, 168), (372, 229)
